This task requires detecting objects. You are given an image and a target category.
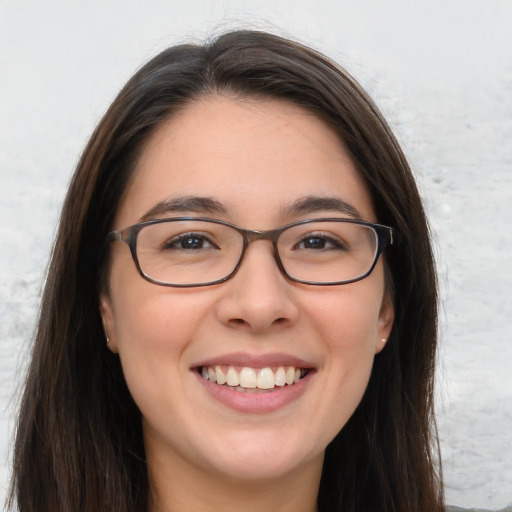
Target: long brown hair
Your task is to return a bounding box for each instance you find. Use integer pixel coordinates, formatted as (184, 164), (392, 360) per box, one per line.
(9, 30), (443, 512)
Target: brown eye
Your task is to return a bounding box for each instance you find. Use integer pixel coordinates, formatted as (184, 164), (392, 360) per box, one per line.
(165, 233), (218, 250)
(295, 234), (346, 251)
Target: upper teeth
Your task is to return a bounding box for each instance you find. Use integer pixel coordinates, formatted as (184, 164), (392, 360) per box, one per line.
(201, 365), (304, 390)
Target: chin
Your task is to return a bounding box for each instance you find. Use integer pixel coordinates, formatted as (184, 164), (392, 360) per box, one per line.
(200, 431), (322, 483)
(212, 455), (312, 483)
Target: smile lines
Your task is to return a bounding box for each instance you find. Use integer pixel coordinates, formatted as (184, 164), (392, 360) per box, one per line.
(201, 365), (307, 391)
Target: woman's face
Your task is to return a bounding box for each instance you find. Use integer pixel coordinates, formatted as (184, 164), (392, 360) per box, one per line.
(100, 96), (394, 484)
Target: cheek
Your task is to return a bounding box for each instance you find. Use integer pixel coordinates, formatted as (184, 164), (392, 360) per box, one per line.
(304, 282), (383, 350)
(316, 294), (378, 390)
(108, 287), (218, 435)
(112, 289), (207, 362)
(299, 283), (383, 424)
(108, 271), (212, 396)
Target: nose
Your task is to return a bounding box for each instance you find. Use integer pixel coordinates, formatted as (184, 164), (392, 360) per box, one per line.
(215, 240), (300, 333)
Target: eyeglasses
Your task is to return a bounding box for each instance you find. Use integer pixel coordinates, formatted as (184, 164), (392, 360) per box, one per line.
(107, 217), (394, 287)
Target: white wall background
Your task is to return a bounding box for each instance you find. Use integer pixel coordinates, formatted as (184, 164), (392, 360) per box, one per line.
(1, 0), (511, 509)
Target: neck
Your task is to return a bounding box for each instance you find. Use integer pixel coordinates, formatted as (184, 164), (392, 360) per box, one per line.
(147, 446), (323, 512)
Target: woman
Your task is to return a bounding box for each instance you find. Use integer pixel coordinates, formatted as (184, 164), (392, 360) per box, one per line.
(9, 30), (443, 511)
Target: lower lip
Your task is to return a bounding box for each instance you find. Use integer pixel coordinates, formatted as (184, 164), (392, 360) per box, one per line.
(195, 371), (314, 413)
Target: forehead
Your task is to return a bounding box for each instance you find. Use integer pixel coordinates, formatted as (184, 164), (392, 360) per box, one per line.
(115, 96), (375, 228)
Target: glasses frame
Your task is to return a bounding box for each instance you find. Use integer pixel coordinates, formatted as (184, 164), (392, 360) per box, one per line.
(107, 217), (395, 287)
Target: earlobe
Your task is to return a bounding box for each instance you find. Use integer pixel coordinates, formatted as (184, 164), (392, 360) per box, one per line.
(376, 294), (394, 354)
(99, 293), (119, 353)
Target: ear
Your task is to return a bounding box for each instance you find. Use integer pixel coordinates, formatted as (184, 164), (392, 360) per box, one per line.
(99, 293), (119, 353)
(375, 293), (394, 354)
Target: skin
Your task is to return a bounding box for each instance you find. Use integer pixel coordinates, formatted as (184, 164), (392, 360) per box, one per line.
(100, 96), (394, 512)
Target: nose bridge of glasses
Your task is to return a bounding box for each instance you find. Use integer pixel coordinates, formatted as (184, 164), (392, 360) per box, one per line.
(238, 228), (282, 271)
(243, 228), (278, 244)
(241, 228), (282, 260)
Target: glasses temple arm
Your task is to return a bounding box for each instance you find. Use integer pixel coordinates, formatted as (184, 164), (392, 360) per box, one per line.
(107, 231), (123, 243)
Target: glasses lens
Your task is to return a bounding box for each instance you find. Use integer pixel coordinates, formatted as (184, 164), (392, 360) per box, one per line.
(136, 220), (243, 285)
(277, 221), (378, 284)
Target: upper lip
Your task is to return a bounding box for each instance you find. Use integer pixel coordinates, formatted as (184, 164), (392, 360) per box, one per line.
(193, 352), (315, 369)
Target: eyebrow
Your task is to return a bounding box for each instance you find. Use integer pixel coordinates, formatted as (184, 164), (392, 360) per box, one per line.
(139, 195), (228, 222)
(139, 194), (362, 223)
(283, 196), (363, 219)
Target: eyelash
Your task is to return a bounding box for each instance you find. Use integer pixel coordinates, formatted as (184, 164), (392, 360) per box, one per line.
(294, 233), (347, 251)
(164, 233), (219, 250)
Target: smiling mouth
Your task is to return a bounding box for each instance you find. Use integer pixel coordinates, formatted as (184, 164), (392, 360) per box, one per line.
(199, 365), (309, 392)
